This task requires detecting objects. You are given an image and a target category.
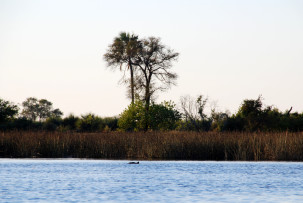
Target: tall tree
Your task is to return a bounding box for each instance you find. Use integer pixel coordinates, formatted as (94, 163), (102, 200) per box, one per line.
(104, 32), (141, 103)
(134, 37), (179, 129)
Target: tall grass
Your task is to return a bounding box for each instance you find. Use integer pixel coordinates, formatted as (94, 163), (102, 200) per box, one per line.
(1, 131), (303, 161)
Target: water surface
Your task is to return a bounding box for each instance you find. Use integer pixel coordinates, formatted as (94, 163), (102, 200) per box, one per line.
(1, 159), (303, 202)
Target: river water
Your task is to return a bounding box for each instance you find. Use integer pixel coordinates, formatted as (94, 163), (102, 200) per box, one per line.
(1, 159), (303, 202)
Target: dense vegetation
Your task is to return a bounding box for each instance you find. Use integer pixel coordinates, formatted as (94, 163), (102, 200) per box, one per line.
(0, 96), (303, 132)
(1, 131), (303, 161)
(1, 96), (303, 132)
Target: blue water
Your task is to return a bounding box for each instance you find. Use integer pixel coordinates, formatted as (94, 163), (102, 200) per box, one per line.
(1, 160), (303, 202)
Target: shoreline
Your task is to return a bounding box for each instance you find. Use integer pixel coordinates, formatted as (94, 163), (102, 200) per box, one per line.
(1, 158), (303, 163)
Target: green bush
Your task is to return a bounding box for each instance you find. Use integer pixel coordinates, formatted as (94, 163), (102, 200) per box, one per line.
(148, 101), (181, 130)
(118, 100), (181, 131)
(118, 100), (146, 131)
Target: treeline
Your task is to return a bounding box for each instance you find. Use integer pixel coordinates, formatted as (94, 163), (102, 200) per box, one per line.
(0, 97), (118, 132)
(1, 96), (303, 132)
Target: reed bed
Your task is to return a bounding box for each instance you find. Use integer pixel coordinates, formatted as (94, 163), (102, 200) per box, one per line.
(1, 131), (303, 161)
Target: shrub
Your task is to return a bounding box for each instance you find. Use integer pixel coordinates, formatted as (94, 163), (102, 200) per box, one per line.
(118, 100), (181, 131)
(76, 113), (104, 132)
(148, 101), (181, 130)
(62, 114), (79, 131)
(43, 117), (63, 131)
(118, 100), (146, 131)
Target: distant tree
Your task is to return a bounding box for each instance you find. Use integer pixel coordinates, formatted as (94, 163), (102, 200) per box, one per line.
(52, 108), (63, 118)
(37, 99), (53, 120)
(21, 97), (39, 121)
(0, 98), (19, 123)
(21, 97), (63, 121)
(104, 32), (141, 103)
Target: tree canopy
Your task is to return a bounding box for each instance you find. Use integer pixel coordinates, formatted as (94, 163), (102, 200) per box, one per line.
(21, 97), (63, 121)
(0, 98), (19, 123)
(104, 32), (141, 103)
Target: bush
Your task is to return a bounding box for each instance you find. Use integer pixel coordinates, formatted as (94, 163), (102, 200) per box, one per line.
(76, 114), (104, 132)
(118, 100), (146, 131)
(43, 117), (63, 131)
(148, 101), (181, 130)
(62, 114), (79, 131)
(118, 100), (181, 131)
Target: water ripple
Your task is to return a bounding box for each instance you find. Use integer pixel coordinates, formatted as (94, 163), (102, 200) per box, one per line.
(1, 160), (303, 202)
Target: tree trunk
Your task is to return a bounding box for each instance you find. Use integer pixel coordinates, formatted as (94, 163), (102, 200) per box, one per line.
(144, 92), (150, 132)
(144, 75), (152, 131)
(129, 62), (135, 104)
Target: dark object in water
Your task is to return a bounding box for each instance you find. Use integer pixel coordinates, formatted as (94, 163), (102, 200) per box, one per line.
(128, 161), (139, 164)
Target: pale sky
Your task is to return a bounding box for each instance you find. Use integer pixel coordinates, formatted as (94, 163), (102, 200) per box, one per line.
(1, 0), (302, 117)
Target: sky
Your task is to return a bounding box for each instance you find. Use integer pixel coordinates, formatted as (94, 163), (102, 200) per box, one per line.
(1, 0), (302, 117)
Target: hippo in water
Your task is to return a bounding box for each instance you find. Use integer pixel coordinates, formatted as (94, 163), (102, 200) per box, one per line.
(128, 161), (139, 164)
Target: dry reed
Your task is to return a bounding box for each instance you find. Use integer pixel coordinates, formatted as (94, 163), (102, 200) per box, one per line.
(1, 131), (303, 161)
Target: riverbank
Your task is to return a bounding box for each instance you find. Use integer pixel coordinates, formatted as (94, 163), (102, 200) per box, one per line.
(1, 131), (303, 161)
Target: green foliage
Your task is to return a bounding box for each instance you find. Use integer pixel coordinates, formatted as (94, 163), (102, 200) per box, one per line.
(148, 101), (181, 130)
(118, 100), (181, 131)
(0, 98), (19, 123)
(223, 96), (303, 132)
(236, 95), (265, 131)
(104, 32), (141, 103)
(118, 100), (146, 131)
(1, 95), (303, 133)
